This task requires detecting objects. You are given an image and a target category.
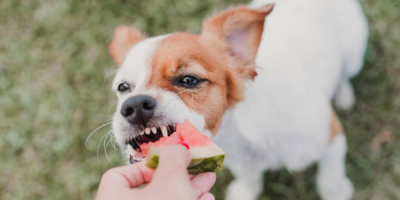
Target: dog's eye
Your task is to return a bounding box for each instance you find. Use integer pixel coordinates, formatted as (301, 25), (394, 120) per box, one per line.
(177, 75), (201, 88)
(118, 83), (130, 92)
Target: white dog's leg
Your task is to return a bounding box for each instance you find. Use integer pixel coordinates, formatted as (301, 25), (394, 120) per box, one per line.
(317, 134), (354, 200)
(225, 173), (263, 200)
(215, 112), (266, 200)
(334, 79), (355, 110)
(222, 147), (265, 200)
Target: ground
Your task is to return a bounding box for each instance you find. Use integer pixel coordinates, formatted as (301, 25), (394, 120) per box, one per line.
(0, 0), (399, 199)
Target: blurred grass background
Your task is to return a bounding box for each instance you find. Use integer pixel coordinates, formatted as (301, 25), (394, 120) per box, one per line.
(0, 0), (399, 199)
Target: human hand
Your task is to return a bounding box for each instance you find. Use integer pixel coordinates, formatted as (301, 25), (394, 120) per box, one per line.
(96, 144), (216, 200)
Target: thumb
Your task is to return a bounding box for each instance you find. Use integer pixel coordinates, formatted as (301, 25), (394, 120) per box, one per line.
(151, 144), (192, 184)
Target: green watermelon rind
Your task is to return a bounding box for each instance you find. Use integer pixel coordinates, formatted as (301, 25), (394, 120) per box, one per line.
(146, 154), (225, 174)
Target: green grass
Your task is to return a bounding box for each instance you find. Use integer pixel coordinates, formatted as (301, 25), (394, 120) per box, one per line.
(0, 0), (399, 199)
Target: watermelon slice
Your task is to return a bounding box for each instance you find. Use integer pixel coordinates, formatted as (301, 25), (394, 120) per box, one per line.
(127, 120), (225, 174)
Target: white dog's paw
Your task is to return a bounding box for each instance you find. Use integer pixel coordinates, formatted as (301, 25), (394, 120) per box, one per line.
(317, 175), (354, 200)
(334, 80), (355, 110)
(225, 179), (261, 200)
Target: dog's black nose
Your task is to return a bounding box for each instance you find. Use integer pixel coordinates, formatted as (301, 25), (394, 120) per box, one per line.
(121, 95), (156, 125)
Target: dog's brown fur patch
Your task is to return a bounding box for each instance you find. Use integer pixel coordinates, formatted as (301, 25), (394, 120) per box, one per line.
(109, 26), (146, 65)
(330, 107), (343, 142)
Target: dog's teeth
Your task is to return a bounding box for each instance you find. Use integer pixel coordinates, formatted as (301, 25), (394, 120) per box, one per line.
(145, 128), (151, 135)
(161, 126), (168, 137)
(139, 131), (144, 135)
(151, 127), (157, 134)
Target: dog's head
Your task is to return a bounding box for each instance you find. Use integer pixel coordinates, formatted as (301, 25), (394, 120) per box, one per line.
(109, 5), (273, 158)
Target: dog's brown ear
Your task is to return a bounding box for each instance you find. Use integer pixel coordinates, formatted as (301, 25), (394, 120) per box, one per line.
(202, 5), (274, 63)
(109, 26), (146, 65)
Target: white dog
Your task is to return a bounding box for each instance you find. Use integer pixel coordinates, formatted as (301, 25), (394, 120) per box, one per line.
(108, 0), (368, 199)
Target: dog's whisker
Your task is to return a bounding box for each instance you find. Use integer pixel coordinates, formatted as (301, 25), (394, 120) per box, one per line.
(86, 121), (113, 148)
(104, 132), (114, 165)
(177, 88), (190, 95)
(176, 88), (196, 106)
(111, 137), (119, 158)
(107, 101), (118, 116)
(104, 123), (119, 159)
(104, 65), (119, 81)
(108, 130), (120, 158)
(97, 131), (110, 160)
(189, 90), (195, 104)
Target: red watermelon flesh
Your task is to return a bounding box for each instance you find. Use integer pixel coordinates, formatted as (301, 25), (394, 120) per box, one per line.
(139, 130), (181, 156)
(137, 120), (225, 174)
(140, 120), (211, 156)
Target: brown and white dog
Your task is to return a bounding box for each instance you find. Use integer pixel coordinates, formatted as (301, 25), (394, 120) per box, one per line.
(108, 0), (368, 199)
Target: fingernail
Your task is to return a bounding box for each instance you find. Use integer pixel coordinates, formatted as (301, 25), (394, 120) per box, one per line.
(176, 142), (189, 149)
